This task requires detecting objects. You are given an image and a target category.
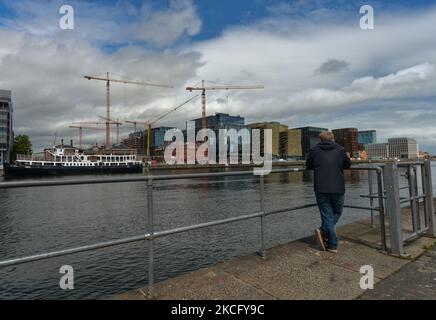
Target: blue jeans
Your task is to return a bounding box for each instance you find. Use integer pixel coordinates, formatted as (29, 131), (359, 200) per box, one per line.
(315, 192), (345, 248)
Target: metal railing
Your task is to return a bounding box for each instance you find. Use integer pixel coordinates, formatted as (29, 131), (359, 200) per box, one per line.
(361, 160), (435, 255)
(0, 164), (424, 297)
(383, 161), (435, 254)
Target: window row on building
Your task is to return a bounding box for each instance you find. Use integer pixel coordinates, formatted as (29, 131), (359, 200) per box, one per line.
(0, 89), (13, 167)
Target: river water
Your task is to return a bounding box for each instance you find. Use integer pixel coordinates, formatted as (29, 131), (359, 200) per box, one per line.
(0, 163), (435, 299)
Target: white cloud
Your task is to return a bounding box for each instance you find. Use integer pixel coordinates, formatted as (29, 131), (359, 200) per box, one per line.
(1, 0), (202, 47)
(1, 1), (436, 152)
(128, 0), (202, 47)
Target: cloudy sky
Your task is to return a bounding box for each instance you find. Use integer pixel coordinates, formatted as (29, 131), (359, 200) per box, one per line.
(0, 0), (436, 152)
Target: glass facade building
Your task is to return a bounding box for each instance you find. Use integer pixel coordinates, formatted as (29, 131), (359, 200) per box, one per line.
(192, 112), (245, 132)
(0, 90), (13, 166)
(192, 113), (247, 157)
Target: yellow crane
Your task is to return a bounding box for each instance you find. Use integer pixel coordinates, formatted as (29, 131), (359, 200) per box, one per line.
(69, 125), (105, 149)
(186, 80), (264, 129)
(125, 94), (199, 160)
(84, 72), (173, 148)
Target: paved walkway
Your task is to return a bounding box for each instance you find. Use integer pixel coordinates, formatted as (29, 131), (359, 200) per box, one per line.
(360, 245), (436, 300)
(111, 212), (436, 299)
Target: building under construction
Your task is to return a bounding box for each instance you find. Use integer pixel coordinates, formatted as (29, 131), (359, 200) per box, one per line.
(123, 126), (177, 158)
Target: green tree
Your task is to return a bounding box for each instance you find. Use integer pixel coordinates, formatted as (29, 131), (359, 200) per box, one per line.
(12, 134), (33, 160)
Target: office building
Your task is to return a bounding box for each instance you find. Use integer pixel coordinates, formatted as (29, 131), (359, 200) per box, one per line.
(192, 113), (247, 159)
(279, 127), (304, 160)
(366, 143), (389, 159)
(286, 129), (303, 160)
(192, 112), (245, 132)
(0, 89), (13, 167)
(247, 122), (281, 158)
(279, 124), (289, 159)
(388, 137), (418, 159)
(332, 128), (359, 157)
(358, 130), (377, 145)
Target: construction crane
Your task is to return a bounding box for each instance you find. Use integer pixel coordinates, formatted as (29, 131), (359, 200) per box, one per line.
(186, 80), (264, 129)
(125, 94), (199, 160)
(69, 125), (105, 149)
(125, 120), (139, 133)
(72, 117), (121, 145)
(84, 72), (173, 148)
(99, 116), (122, 145)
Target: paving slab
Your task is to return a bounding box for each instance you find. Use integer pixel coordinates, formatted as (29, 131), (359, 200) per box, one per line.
(318, 240), (408, 279)
(360, 246), (436, 300)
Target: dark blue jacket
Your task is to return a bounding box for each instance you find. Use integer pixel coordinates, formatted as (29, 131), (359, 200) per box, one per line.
(306, 141), (351, 194)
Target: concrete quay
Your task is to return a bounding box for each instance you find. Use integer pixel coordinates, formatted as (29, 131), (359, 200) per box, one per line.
(111, 199), (436, 300)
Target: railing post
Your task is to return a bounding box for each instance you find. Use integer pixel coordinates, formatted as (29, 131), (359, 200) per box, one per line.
(423, 160), (435, 237)
(258, 174), (266, 259)
(376, 169), (387, 252)
(368, 170), (375, 228)
(383, 162), (404, 255)
(407, 165), (420, 233)
(413, 165), (421, 231)
(147, 178), (155, 298)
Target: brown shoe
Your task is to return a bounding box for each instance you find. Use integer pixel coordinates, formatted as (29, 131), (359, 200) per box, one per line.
(315, 228), (326, 251)
(326, 246), (338, 254)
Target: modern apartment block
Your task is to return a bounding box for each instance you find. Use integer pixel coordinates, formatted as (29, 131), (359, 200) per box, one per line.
(332, 128), (359, 157)
(358, 130), (377, 145)
(366, 143), (389, 159)
(388, 137), (419, 159)
(0, 89), (13, 167)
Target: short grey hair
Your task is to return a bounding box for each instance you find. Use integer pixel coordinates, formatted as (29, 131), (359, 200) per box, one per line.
(319, 131), (334, 141)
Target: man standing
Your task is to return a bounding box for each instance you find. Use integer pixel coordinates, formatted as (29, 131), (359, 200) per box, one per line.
(306, 131), (351, 253)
